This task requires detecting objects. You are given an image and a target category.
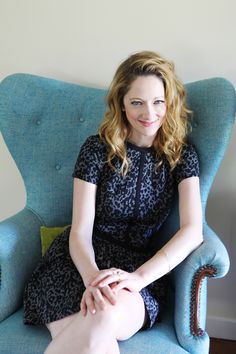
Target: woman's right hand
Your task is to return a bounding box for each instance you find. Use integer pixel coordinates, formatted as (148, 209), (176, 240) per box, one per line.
(80, 283), (117, 316)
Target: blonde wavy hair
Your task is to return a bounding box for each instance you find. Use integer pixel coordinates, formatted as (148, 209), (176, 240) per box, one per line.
(98, 50), (191, 175)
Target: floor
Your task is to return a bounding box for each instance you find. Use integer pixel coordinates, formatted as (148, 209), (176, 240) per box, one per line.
(209, 338), (236, 354)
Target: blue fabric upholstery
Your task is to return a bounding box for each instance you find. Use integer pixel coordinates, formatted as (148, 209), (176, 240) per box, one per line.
(173, 223), (230, 353)
(0, 208), (42, 321)
(0, 73), (235, 354)
(0, 306), (189, 354)
(0, 74), (107, 227)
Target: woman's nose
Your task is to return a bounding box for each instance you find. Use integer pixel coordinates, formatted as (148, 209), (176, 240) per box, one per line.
(141, 104), (154, 119)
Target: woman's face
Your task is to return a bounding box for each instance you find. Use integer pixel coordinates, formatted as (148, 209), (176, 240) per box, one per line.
(123, 75), (166, 147)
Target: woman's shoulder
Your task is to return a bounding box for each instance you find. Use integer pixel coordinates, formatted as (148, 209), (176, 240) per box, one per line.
(80, 134), (107, 155)
(72, 135), (107, 181)
(172, 142), (200, 184)
(180, 142), (199, 162)
(82, 134), (105, 148)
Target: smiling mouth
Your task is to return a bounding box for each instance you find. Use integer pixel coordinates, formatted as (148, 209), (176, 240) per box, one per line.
(138, 120), (157, 127)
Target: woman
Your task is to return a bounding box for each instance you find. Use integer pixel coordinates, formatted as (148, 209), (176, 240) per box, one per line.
(23, 50), (203, 354)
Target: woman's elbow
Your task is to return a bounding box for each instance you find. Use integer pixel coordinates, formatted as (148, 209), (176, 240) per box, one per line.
(183, 224), (203, 250)
(192, 226), (204, 249)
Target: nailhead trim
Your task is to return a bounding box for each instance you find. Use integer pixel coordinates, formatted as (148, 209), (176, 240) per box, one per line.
(190, 264), (217, 336)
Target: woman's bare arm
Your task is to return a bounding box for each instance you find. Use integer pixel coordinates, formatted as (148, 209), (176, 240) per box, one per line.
(69, 178), (99, 287)
(135, 176), (203, 287)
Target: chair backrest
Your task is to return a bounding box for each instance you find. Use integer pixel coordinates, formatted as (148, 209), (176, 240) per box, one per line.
(157, 77), (235, 245)
(0, 74), (235, 232)
(0, 74), (107, 225)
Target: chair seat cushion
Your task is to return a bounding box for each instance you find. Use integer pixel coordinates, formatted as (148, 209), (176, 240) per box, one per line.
(0, 308), (51, 354)
(0, 307), (189, 354)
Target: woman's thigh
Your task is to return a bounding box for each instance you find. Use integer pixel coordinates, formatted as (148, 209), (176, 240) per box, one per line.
(46, 313), (78, 339)
(46, 289), (146, 341)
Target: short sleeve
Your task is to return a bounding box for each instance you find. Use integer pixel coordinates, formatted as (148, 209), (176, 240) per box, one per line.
(72, 135), (106, 185)
(173, 144), (200, 185)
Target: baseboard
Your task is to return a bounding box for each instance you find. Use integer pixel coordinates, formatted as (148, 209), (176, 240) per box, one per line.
(206, 315), (236, 340)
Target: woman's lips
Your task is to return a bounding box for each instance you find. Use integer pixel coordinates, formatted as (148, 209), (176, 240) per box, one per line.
(138, 120), (157, 127)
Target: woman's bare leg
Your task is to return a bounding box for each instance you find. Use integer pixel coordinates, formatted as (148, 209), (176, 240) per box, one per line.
(105, 338), (120, 354)
(44, 289), (146, 354)
(47, 315), (120, 354)
(46, 313), (77, 339)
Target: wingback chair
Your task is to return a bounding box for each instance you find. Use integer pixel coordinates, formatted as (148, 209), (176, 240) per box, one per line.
(0, 73), (235, 354)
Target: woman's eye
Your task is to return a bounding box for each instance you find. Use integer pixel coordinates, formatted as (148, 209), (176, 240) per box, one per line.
(131, 101), (142, 106)
(154, 100), (165, 105)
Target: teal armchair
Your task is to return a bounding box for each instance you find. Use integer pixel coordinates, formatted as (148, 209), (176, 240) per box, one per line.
(0, 73), (235, 354)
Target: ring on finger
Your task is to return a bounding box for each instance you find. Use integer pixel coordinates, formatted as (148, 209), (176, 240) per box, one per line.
(116, 269), (124, 281)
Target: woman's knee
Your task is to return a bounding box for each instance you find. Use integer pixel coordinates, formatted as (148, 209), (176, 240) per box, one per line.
(92, 289), (146, 339)
(91, 300), (121, 330)
(47, 290), (145, 343)
(113, 290), (146, 340)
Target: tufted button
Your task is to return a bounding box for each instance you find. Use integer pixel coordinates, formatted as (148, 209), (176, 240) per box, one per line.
(55, 164), (61, 171)
(79, 117), (85, 123)
(36, 119), (41, 125)
(193, 121), (198, 128)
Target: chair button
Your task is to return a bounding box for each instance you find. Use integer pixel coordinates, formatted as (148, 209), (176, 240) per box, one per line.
(36, 119), (41, 125)
(55, 164), (61, 170)
(79, 117), (85, 123)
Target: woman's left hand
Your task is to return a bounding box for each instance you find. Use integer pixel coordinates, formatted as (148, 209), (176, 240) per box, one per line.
(90, 268), (144, 293)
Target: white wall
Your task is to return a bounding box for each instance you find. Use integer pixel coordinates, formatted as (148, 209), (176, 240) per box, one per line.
(0, 0), (235, 340)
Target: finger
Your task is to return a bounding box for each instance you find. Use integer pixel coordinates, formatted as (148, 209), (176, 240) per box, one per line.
(92, 287), (107, 310)
(101, 286), (117, 305)
(97, 275), (117, 287)
(112, 280), (129, 293)
(91, 268), (121, 285)
(85, 290), (96, 314)
(98, 272), (125, 287)
(90, 270), (116, 286)
(80, 295), (87, 317)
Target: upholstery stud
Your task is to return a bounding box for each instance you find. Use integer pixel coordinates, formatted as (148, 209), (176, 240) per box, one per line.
(55, 164), (61, 171)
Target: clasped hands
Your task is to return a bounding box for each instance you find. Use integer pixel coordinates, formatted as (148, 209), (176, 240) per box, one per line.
(80, 268), (144, 316)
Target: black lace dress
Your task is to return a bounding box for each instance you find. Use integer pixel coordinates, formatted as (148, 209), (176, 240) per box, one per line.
(23, 135), (199, 328)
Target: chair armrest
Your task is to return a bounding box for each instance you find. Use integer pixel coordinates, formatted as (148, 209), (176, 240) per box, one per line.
(172, 222), (230, 354)
(0, 207), (42, 321)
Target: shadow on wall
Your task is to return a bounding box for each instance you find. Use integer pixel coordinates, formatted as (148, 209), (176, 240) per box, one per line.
(207, 190), (236, 257)
(206, 189), (236, 305)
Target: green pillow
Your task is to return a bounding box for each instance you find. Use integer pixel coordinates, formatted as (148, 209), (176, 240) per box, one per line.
(40, 225), (70, 256)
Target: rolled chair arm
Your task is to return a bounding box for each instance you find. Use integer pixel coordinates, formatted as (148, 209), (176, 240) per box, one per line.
(0, 207), (42, 321)
(173, 222), (230, 354)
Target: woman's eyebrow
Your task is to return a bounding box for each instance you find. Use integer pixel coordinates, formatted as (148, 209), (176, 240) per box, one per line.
(129, 96), (165, 100)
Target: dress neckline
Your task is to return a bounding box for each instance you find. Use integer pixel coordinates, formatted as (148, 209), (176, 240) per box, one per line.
(126, 140), (154, 153)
